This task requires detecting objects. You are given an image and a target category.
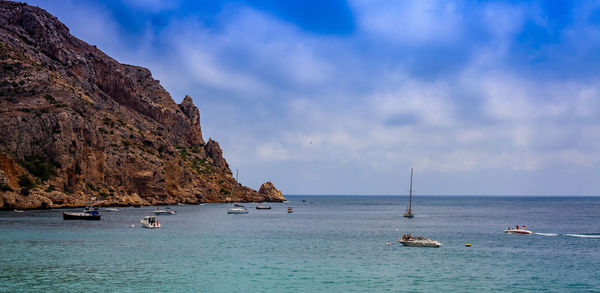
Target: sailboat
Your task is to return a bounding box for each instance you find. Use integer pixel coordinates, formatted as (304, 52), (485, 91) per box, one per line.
(227, 170), (248, 214)
(403, 168), (415, 218)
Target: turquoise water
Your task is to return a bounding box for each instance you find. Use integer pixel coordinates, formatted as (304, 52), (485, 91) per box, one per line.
(1, 196), (599, 292)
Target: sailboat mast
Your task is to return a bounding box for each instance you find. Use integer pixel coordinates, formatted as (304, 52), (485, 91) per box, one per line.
(232, 169), (238, 198)
(408, 168), (413, 212)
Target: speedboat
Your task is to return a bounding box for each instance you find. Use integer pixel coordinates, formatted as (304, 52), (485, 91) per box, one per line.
(13, 209), (24, 213)
(256, 205), (271, 210)
(504, 226), (533, 234)
(140, 216), (160, 228)
(227, 206), (248, 214)
(154, 207), (176, 215)
(63, 200), (101, 220)
(398, 235), (442, 247)
(105, 207), (120, 212)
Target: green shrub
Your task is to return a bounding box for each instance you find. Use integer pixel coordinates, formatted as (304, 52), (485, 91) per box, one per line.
(44, 94), (55, 102)
(18, 174), (35, 190)
(86, 183), (99, 192)
(0, 184), (13, 192)
(20, 156), (58, 182)
(180, 149), (189, 160)
(103, 117), (115, 127)
(191, 144), (203, 153)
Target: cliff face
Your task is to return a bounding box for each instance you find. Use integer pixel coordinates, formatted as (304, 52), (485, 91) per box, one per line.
(0, 1), (285, 209)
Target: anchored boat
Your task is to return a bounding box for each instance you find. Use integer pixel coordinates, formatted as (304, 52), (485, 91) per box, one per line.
(227, 207), (249, 214)
(140, 216), (160, 228)
(227, 170), (249, 214)
(154, 207), (176, 215)
(403, 168), (415, 218)
(398, 235), (442, 247)
(63, 199), (101, 220)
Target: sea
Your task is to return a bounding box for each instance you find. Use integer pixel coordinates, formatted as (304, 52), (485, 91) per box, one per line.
(1, 195), (599, 292)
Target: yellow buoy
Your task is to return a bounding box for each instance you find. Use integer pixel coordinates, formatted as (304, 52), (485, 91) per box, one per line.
(465, 243), (471, 247)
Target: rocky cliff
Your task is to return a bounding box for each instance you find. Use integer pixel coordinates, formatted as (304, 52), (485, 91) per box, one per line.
(0, 1), (285, 209)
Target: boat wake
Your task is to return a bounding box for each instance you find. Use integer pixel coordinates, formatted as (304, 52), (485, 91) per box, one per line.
(535, 233), (558, 237)
(565, 234), (600, 238)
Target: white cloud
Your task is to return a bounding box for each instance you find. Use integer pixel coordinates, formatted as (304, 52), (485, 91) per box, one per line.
(28, 0), (600, 195)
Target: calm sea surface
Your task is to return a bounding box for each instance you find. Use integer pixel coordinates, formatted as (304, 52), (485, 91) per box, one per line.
(1, 195), (599, 292)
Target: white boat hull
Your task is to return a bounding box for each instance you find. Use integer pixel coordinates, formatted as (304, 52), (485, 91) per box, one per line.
(140, 220), (161, 228)
(227, 207), (248, 214)
(504, 229), (533, 234)
(398, 237), (441, 248)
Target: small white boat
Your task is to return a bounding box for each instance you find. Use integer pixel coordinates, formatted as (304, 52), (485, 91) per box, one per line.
(13, 209), (24, 213)
(226, 170), (248, 214)
(227, 207), (248, 214)
(398, 235), (442, 247)
(105, 207), (120, 212)
(504, 226), (533, 234)
(154, 207), (176, 215)
(140, 216), (160, 228)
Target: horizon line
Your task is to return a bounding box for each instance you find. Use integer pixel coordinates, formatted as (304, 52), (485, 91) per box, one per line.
(284, 194), (600, 197)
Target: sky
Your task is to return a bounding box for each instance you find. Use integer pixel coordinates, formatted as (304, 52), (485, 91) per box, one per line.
(27, 0), (600, 196)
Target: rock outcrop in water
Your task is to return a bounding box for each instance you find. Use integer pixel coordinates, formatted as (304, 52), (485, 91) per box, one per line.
(0, 1), (285, 209)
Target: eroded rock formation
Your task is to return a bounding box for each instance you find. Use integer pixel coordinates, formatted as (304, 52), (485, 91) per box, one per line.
(0, 1), (284, 209)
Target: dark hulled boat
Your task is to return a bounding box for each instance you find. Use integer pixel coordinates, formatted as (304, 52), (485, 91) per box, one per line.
(63, 200), (101, 220)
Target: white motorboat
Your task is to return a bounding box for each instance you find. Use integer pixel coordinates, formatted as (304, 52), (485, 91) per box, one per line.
(398, 235), (442, 247)
(140, 216), (160, 228)
(154, 207), (176, 215)
(105, 207), (120, 212)
(227, 207), (248, 214)
(504, 226), (533, 234)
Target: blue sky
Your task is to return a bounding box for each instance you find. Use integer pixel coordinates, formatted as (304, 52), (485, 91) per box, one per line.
(29, 0), (600, 195)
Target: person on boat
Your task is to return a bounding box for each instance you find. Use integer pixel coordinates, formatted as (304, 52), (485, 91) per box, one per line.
(516, 225), (519, 230)
(523, 225), (527, 229)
